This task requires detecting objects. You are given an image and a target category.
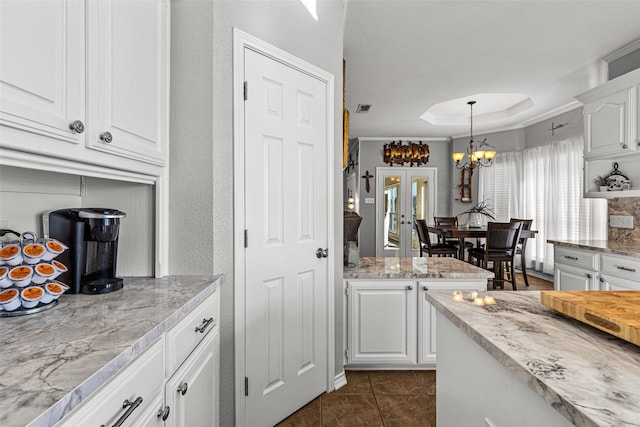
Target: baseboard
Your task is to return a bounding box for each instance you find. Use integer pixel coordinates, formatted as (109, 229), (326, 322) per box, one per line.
(334, 371), (347, 391)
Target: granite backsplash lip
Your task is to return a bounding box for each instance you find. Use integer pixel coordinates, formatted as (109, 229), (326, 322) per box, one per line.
(344, 256), (495, 279)
(0, 274), (224, 427)
(548, 239), (640, 258)
(426, 290), (640, 427)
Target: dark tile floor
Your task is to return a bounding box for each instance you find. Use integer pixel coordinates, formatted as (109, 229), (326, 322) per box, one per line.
(276, 274), (553, 427)
(276, 370), (436, 427)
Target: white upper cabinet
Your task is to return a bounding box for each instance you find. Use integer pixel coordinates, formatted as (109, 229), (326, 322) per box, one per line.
(86, 0), (168, 165)
(0, 0), (86, 146)
(0, 0), (168, 170)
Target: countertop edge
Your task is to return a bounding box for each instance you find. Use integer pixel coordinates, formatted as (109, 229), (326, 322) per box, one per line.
(425, 291), (599, 427)
(548, 239), (640, 259)
(27, 274), (224, 427)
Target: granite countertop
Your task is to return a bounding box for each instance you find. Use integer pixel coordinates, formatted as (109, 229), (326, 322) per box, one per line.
(0, 275), (224, 427)
(548, 239), (640, 258)
(344, 256), (495, 280)
(426, 290), (640, 427)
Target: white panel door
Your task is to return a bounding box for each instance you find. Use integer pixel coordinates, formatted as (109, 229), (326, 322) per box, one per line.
(0, 0), (85, 147)
(244, 48), (328, 427)
(347, 281), (417, 364)
(86, 0), (168, 165)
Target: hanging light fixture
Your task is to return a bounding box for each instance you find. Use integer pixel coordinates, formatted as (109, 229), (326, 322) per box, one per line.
(383, 140), (430, 167)
(452, 101), (496, 173)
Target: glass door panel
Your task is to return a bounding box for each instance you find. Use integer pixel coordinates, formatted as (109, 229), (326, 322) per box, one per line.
(376, 167), (437, 257)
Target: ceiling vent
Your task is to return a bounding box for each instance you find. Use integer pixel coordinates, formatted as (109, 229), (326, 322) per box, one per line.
(356, 104), (372, 113)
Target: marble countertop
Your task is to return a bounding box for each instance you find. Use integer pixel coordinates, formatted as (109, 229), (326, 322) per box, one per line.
(426, 290), (640, 427)
(0, 275), (224, 427)
(548, 239), (640, 258)
(344, 257), (495, 280)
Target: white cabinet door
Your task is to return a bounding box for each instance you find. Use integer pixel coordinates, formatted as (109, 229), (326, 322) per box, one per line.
(0, 0), (85, 148)
(583, 86), (636, 158)
(599, 274), (640, 291)
(554, 264), (596, 291)
(86, 0), (168, 165)
(347, 281), (417, 365)
(165, 330), (219, 427)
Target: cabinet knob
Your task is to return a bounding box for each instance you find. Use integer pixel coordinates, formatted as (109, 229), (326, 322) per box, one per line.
(622, 143), (628, 149)
(68, 120), (85, 134)
(100, 131), (113, 143)
(407, 285), (413, 291)
(599, 277), (604, 282)
(157, 405), (170, 421)
(423, 286), (428, 291)
(177, 382), (188, 396)
(586, 273), (592, 279)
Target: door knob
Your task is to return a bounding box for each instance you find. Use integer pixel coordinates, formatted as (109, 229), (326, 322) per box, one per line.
(100, 131), (113, 143)
(316, 248), (328, 258)
(68, 120), (85, 134)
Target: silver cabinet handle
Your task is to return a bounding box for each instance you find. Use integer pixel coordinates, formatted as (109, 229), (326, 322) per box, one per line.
(177, 382), (188, 396)
(100, 397), (143, 427)
(407, 285), (413, 291)
(563, 255), (578, 261)
(195, 317), (214, 334)
(616, 265), (636, 273)
(422, 286), (428, 291)
(157, 405), (170, 421)
(100, 131), (113, 143)
(68, 120), (84, 133)
(316, 248), (328, 258)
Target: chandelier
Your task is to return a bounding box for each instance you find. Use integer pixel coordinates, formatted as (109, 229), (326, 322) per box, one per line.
(383, 140), (430, 167)
(452, 101), (496, 173)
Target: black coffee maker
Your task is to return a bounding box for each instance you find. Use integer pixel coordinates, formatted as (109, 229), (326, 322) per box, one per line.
(48, 208), (126, 294)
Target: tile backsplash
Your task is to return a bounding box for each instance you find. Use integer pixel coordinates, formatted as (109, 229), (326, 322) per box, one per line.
(608, 197), (640, 243)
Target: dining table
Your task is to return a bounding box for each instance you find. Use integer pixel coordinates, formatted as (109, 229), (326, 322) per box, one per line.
(427, 224), (538, 288)
(426, 224), (538, 261)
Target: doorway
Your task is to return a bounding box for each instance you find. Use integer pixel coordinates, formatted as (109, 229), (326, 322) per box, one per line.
(375, 167), (437, 257)
(233, 30), (335, 427)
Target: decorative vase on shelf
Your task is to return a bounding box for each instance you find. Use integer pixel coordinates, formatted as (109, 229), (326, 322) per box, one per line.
(599, 186), (608, 192)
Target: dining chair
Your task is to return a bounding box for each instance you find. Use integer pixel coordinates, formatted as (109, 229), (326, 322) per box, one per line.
(467, 221), (523, 290)
(505, 218), (533, 287)
(433, 216), (474, 249)
(415, 219), (458, 257)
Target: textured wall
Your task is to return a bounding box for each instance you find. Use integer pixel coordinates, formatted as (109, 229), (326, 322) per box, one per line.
(608, 197), (640, 243)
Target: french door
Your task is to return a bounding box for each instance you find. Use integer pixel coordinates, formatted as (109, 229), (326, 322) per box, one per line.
(376, 167), (437, 257)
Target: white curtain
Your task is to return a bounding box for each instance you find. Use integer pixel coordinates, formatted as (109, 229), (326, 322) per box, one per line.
(479, 136), (607, 274)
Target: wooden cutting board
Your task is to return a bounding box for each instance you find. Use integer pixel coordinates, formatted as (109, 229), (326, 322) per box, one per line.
(540, 290), (640, 346)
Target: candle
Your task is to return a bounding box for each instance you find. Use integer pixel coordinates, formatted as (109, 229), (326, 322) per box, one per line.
(452, 291), (464, 301)
(484, 295), (496, 305)
(473, 297), (485, 306)
(468, 291), (478, 300)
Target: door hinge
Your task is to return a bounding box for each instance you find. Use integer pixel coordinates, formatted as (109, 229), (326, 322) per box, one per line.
(244, 229), (248, 248)
(244, 81), (248, 101)
(345, 284), (349, 296)
(245, 377), (249, 396)
(345, 349), (349, 359)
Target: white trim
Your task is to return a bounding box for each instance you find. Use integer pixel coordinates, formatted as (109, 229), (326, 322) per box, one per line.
(521, 101), (583, 127)
(356, 136), (451, 143)
(233, 28), (335, 426)
(334, 371), (347, 391)
(601, 38), (640, 84)
(0, 148), (157, 184)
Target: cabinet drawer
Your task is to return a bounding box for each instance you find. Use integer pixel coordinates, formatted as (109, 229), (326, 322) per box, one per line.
(601, 254), (640, 282)
(554, 247), (598, 271)
(57, 338), (164, 427)
(166, 290), (219, 376)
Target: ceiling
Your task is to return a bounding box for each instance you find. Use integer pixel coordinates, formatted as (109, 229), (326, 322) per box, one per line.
(343, 1), (640, 139)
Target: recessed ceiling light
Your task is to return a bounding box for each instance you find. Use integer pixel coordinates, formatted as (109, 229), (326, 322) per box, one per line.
(356, 104), (372, 113)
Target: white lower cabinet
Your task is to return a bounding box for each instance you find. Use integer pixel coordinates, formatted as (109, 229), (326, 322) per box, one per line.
(57, 290), (220, 426)
(345, 279), (486, 368)
(553, 245), (640, 291)
(165, 330), (219, 427)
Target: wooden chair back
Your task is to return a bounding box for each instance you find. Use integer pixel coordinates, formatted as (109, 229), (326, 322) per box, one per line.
(434, 216), (458, 226)
(485, 221), (522, 254)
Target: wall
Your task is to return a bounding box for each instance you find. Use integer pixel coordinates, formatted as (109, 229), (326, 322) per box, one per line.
(0, 165), (154, 276)
(170, 1), (345, 425)
(608, 197), (640, 243)
(355, 137), (451, 256)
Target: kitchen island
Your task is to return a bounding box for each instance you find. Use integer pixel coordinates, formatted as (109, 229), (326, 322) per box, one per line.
(344, 257), (494, 367)
(0, 275), (223, 427)
(426, 290), (640, 427)
(548, 239), (640, 258)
